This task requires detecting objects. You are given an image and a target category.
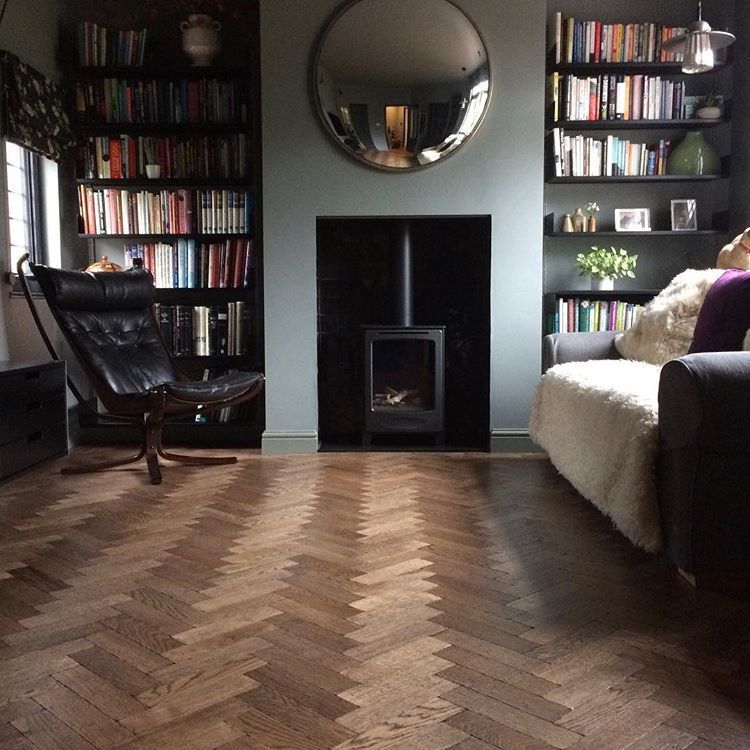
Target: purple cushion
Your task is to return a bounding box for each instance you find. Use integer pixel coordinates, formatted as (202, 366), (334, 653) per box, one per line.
(688, 269), (750, 353)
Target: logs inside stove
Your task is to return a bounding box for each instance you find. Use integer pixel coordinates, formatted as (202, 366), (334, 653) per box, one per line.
(363, 220), (445, 446)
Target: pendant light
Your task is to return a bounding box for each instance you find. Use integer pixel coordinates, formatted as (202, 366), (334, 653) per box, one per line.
(661, 1), (735, 74)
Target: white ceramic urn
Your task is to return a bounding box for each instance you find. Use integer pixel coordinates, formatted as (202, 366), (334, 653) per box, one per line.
(180, 14), (222, 66)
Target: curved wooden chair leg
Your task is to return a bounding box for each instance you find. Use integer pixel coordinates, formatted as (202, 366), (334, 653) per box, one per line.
(157, 447), (237, 466)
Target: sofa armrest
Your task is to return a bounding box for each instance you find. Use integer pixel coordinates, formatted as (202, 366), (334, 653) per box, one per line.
(658, 352), (750, 573)
(542, 331), (622, 371)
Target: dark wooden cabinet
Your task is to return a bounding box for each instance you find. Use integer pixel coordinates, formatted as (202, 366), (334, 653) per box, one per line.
(0, 360), (67, 481)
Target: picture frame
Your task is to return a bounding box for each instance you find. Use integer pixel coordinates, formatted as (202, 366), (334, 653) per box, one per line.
(671, 199), (698, 231)
(614, 208), (651, 232)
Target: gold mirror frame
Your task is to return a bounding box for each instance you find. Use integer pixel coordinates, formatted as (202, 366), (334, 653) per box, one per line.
(312, 0), (492, 171)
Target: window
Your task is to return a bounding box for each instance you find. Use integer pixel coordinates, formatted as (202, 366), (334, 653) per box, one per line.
(5, 141), (45, 265)
(5, 141), (61, 280)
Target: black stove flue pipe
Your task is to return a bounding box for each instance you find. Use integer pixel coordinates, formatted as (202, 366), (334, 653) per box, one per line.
(393, 219), (414, 327)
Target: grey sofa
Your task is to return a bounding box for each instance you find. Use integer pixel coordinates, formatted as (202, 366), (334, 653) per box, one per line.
(543, 331), (750, 576)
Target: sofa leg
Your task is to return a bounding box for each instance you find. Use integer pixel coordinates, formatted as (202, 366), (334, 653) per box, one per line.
(678, 567), (750, 592)
(678, 568), (698, 587)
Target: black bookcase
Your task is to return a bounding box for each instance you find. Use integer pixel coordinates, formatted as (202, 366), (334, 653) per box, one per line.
(69, 5), (263, 445)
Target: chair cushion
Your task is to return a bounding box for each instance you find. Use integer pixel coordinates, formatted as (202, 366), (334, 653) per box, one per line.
(164, 371), (264, 404)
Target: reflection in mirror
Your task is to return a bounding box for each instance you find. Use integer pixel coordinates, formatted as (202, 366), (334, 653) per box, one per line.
(314, 0), (491, 171)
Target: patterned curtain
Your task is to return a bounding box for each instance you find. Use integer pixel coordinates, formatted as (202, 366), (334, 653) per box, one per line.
(0, 50), (73, 162)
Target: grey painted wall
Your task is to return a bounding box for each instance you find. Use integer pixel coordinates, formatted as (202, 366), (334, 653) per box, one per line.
(260, 0), (547, 451)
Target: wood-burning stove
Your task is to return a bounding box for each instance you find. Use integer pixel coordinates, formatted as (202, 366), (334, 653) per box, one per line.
(362, 219), (445, 446)
(363, 326), (445, 446)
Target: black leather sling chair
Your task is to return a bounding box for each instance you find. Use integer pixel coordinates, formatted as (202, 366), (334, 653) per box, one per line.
(17, 254), (264, 484)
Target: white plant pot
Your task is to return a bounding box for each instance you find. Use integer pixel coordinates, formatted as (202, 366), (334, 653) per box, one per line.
(591, 276), (614, 291)
(695, 106), (721, 120)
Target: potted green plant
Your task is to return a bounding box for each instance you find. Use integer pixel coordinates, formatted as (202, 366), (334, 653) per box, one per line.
(576, 246), (637, 290)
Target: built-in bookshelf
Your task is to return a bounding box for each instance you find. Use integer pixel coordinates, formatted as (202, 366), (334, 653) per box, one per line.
(543, 7), (732, 346)
(72, 9), (263, 444)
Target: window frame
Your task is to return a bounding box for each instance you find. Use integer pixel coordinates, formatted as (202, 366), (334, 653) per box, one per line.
(6, 140), (47, 269)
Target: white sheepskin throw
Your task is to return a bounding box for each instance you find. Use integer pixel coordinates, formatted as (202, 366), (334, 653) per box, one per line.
(614, 268), (724, 364)
(529, 359), (663, 552)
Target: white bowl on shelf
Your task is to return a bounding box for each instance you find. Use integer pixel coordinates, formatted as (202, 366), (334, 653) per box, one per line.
(695, 106), (721, 120)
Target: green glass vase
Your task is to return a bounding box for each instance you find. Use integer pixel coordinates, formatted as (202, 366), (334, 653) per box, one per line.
(667, 131), (720, 176)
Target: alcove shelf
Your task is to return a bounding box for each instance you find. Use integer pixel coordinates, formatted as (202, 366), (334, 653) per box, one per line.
(554, 118), (726, 130)
(551, 61), (729, 74)
(547, 175), (726, 184)
(76, 179), (254, 188)
(544, 213), (729, 236)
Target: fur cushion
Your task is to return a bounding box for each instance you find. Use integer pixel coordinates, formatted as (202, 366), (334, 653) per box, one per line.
(614, 268), (724, 364)
(529, 359), (663, 551)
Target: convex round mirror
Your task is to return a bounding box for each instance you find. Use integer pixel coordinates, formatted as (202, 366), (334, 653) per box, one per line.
(313, 0), (491, 171)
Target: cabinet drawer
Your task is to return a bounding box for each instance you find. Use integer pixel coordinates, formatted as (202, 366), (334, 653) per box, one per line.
(0, 397), (67, 445)
(0, 422), (68, 480)
(0, 364), (64, 406)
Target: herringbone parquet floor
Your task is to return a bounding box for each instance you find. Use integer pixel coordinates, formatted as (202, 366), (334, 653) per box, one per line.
(1, 448), (750, 749)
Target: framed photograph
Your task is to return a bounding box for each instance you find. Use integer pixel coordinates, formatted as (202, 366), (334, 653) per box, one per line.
(614, 208), (651, 232)
(671, 199), (698, 231)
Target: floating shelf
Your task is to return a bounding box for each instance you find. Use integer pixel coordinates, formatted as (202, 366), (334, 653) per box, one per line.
(547, 290), (659, 299)
(544, 213), (729, 236)
(549, 61), (729, 75)
(155, 287), (250, 303)
(76, 178), (253, 188)
(550, 118), (725, 131)
(547, 174), (725, 184)
(546, 230), (726, 237)
(79, 233), (252, 239)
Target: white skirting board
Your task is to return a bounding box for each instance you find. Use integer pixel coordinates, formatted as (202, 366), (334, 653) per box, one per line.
(489, 429), (542, 453)
(261, 430), (320, 454)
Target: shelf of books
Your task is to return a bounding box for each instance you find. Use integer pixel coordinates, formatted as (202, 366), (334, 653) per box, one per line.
(73, 13), (263, 445)
(73, 76), (248, 125)
(544, 290), (657, 335)
(156, 300), (251, 358)
(76, 133), (250, 181)
(550, 13), (688, 66)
